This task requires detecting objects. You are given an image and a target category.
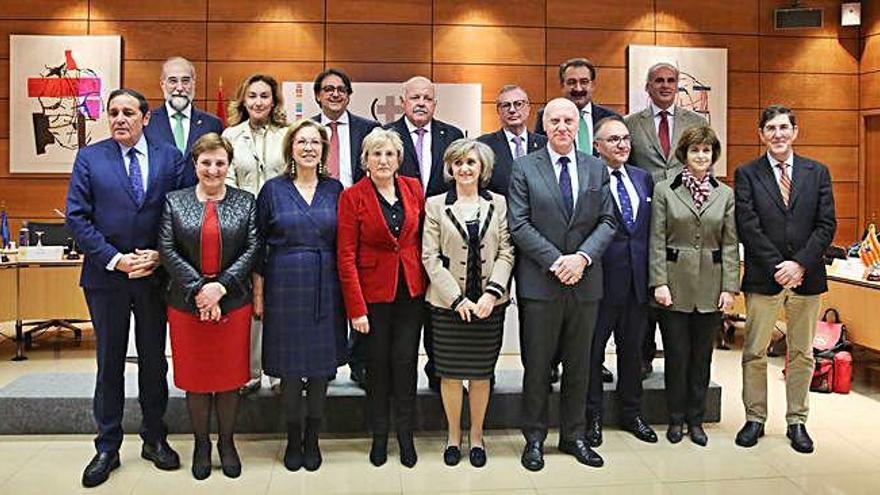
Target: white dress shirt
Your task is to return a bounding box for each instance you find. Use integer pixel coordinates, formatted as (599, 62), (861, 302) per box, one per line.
(651, 102), (676, 139)
(404, 118), (432, 192)
(108, 135), (150, 271)
(503, 128), (528, 159)
(767, 150), (795, 185)
(546, 145), (579, 209)
(607, 164), (640, 221)
(165, 101), (192, 147)
(320, 111), (353, 187)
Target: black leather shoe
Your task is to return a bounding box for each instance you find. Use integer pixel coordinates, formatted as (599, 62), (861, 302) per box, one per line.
(622, 416), (658, 443)
(142, 440), (180, 470)
(218, 440), (241, 478)
(688, 424), (708, 446)
(370, 434), (388, 467)
(666, 424), (684, 444)
(521, 440), (544, 471)
(640, 361), (653, 380)
(787, 424), (814, 454)
(558, 438), (603, 467)
(82, 451), (120, 488)
(602, 365), (614, 383)
(398, 431), (418, 468)
(469, 446), (487, 468)
(191, 440), (211, 480)
(443, 445), (461, 466)
(586, 414), (603, 447)
(735, 421), (764, 448)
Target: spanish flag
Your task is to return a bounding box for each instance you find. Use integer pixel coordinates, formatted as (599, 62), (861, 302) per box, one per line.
(216, 76), (226, 129)
(858, 224), (880, 268)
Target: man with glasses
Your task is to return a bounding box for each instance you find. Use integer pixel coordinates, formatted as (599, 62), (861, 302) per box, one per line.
(585, 116), (657, 447)
(478, 85), (547, 196)
(734, 105), (836, 454)
(144, 56), (223, 187)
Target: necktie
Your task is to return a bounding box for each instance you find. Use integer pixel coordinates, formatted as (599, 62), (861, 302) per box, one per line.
(415, 127), (427, 187)
(577, 111), (592, 153)
(612, 170), (635, 229)
(658, 110), (671, 158)
(557, 156), (574, 218)
(127, 148), (145, 206)
(327, 121), (340, 179)
(513, 135), (525, 159)
(172, 112), (186, 154)
(777, 162), (791, 207)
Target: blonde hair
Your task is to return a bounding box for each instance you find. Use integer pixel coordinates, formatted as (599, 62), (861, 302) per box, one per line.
(359, 128), (404, 171)
(226, 74), (287, 127)
(282, 119), (330, 179)
(442, 139), (495, 188)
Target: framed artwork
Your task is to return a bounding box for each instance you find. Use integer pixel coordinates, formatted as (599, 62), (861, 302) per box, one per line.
(9, 35), (121, 173)
(628, 45), (729, 176)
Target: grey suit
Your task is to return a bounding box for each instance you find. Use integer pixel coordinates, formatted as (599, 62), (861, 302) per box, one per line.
(624, 106), (707, 183)
(508, 147), (617, 442)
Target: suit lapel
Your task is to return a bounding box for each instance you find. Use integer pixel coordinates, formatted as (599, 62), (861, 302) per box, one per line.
(625, 165), (649, 230)
(669, 109), (688, 164)
(570, 153), (591, 225)
(150, 106), (175, 145)
(396, 120), (420, 178)
(699, 183), (723, 214)
(672, 181), (701, 218)
(430, 122), (449, 191)
(755, 156), (787, 212)
(186, 109), (204, 151)
(637, 108), (666, 162)
(788, 154), (813, 209)
(109, 142), (139, 206)
(494, 130), (515, 163)
(527, 132), (544, 153)
(535, 149), (569, 218)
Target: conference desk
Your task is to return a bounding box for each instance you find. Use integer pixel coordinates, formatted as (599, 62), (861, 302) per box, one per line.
(821, 275), (880, 351)
(0, 256), (90, 360)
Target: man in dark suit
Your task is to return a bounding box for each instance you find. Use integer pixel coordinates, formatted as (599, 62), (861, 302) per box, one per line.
(508, 97), (617, 471)
(477, 84), (547, 196)
(385, 76), (464, 391)
(585, 116), (657, 447)
(67, 89), (186, 487)
(534, 58), (620, 157)
(734, 105), (836, 454)
(311, 68), (381, 385)
(143, 56), (223, 187)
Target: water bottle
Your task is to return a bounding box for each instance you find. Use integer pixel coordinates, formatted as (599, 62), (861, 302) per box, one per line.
(18, 221), (29, 247)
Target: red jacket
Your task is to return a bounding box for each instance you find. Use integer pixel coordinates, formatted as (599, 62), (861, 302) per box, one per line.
(337, 176), (427, 319)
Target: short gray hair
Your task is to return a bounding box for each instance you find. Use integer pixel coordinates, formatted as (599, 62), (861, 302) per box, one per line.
(360, 128), (404, 170)
(645, 62), (679, 84)
(442, 139), (495, 188)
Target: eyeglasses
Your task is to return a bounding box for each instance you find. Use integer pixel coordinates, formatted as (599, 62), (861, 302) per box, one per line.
(321, 85), (348, 95)
(294, 138), (322, 148)
(497, 100), (528, 111)
(164, 77), (193, 87)
(596, 135), (631, 145)
(762, 123), (795, 135)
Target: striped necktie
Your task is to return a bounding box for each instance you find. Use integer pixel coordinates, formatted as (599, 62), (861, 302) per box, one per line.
(777, 162), (791, 207)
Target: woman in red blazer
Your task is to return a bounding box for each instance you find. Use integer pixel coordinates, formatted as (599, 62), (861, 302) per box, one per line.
(337, 128), (426, 468)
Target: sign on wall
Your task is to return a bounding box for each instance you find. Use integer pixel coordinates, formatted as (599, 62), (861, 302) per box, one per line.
(628, 45), (729, 176)
(9, 35), (121, 174)
(282, 82), (481, 138)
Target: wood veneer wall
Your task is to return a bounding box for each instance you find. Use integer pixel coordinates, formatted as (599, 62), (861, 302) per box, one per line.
(0, 0), (863, 243)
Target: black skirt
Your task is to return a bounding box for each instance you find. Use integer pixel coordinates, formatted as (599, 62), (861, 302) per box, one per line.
(430, 303), (507, 380)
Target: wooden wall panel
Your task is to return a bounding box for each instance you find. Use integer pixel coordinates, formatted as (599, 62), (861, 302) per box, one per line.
(0, 21), (89, 58)
(865, 1), (880, 37)
(729, 72), (760, 109)
(760, 0), (859, 39)
(861, 71), (880, 111)
(654, 33), (759, 72)
(91, 21), (206, 60)
(543, 67), (626, 107)
(797, 146), (859, 182)
(862, 35), (880, 74)
(208, 23), (323, 61)
(760, 37), (859, 74)
(0, 61), (8, 99)
(760, 73), (858, 110)
(433, 26), (544, 65)
(208, 0), (323, 22)
(728, 109), (760, 145)
(726, 145), (762, 172)
(834, 182), (857, 219)
(327, 25), (431, 63)
(547, 30), (654, 69)
(656, 0), (759, 35)
(0, 180), (69, 218)
(125, 61), (208, 101)
(434, 0), (545, 27)
(89, 0), (207, 21)
(205, 62), (324, 99)
(336, 63), (432, 84)
(793, 111), (859, 147)
(0, 0), (87, 19)
(0, 99), (7, 138)
(546, 0), (654, 30)
(326, 0), (431, 24)
(836, 219), (857, 245)
(433, 65), (546, 103)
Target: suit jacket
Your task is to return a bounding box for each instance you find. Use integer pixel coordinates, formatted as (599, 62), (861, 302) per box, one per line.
(65, 136), (186, 289)
(222, 121), (289, 196)
(534, 102), (620, 139)
(735, 154), (836, 295)
(337, 176), (427, 318)
(422, 188), (515, 309)
(507, 148), (617, 302)
(144, 104), (224, 188)
(624, 105), (707, 183)
(311, 111), (381, 185)
(649, 173), (739, 313)
(477, 129), (547, 196)
(601, 164), (653, 305)
(384, 117), (465, 197)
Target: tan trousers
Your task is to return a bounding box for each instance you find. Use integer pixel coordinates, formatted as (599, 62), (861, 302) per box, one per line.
(741, 290), (821, 425)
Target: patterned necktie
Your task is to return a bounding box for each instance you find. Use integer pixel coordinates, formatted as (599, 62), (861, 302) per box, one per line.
(557, 156), (574, 218)
(513, 135), (525, 159)
(415, 127), (427, 188)
(777, 162), (791, 207)
(127, 148), (145, 206)
(327, 121), (340, 179)
(658, 110), (671, 158)
(172, 112), (186, 153)
(577, 111), (592, 153)
(612, 169), (635, 229)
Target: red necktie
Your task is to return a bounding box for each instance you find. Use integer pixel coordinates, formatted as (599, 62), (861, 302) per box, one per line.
(658, 110), (671, 158)
(327, 121), (340, 179)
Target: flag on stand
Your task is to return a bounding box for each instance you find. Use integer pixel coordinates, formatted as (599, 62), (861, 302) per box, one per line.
(0, 205), (9, 248)
(216, 76), (227, 129)
(858, 224), (880, 268)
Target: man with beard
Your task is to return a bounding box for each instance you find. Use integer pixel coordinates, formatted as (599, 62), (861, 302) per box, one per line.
(145, 56), (223, 187)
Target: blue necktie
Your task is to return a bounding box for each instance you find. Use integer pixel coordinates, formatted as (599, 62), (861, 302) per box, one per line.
(612, 169), (635, 230)
(127, 148), (145, 206)
(558, 156), (573, 218)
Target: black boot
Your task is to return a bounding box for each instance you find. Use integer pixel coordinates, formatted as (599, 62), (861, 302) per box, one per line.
(370, 433), (388, 467)
(191, 438), (211, 480)
(303, 418), (323, 471)
(217, 438), (241, 478)
(397, 431), (417, 468)
(283, 422), (303, 471)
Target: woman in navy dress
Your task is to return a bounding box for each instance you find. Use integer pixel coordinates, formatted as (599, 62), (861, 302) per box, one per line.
(255, 119), (345, 472)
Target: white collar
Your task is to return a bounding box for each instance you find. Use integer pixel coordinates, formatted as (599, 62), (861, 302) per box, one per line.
(547, 145), (576, 168)
(118, 134), (148, 157)
(503, 127), (527, 143)
(767, 150), (794, 168)
(651, 102), (675, 117)
(580, 101), (593, 116)
(404, 117), (432, 135)
(165, 101), (192, 120)
(607, 164), (628, 178)
(320, 110), (349, 125)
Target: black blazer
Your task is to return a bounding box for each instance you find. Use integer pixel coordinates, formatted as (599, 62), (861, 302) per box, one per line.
(734, 154), (836, 295)
(477, 129), (547, 196)
(158, 186), (260, 313)
(311, 111), (381, 184)
(384, 117), (465, 197)
(144, 105), (224, 187)
(533, 102), (620, 155)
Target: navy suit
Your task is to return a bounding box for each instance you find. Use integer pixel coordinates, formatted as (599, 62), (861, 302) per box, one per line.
(311, 111), (381, 185)
(385, 117), (465, 198)
(66, 136), (186, 453)
(586, 164), (653, 422)
(476, 129), (547, 196)
(144, 104), (223, 188)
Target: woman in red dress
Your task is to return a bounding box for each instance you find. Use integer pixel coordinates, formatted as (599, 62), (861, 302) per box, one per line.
(158, 133), (260, 480)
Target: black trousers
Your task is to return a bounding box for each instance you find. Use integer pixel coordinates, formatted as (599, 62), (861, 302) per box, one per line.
(660, 310), (719, 426)
(85, 281), (169, 453)
(586, 298), (648, 422)
(347, 327), (366, 374)
(643, 307), (661, 364)
(365, 298), (423, 434)
(520, 295), (597, 442)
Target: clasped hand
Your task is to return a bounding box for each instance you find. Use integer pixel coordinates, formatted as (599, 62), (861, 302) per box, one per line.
(552, 254), (587, 286)
(774, 260), (805, 289)
(196, 282), (225, 322)
(455, 293), (497, 322)
(116, 249), (160, 279)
